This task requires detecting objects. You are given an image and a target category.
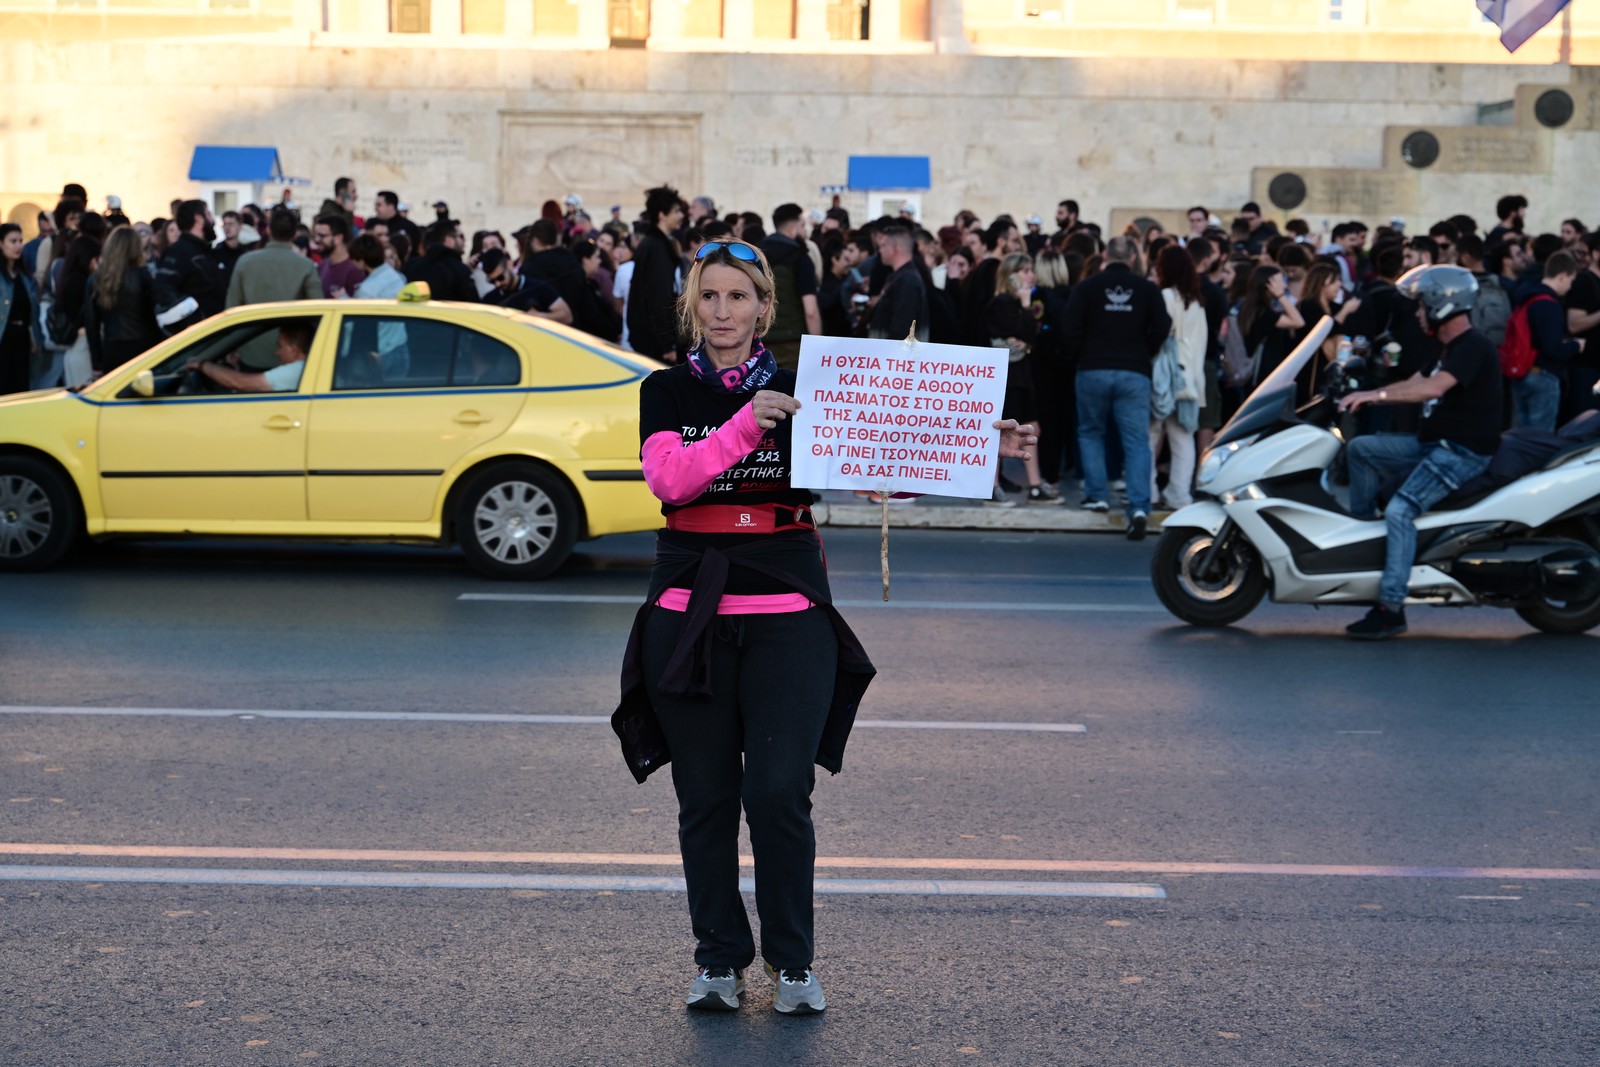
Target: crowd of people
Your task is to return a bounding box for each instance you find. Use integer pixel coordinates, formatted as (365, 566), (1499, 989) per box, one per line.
(5, 182), (1597, 527)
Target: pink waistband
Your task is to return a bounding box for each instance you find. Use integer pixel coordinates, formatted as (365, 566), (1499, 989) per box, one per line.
(654, 588), (813, 614)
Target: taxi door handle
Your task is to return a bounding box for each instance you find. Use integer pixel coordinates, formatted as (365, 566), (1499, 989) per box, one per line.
(264, 415), (302, 431)
(454, 410), (492, 425)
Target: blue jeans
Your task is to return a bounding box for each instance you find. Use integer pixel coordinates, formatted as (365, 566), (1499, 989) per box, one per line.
(1372, 441), (1491, 607)
(30, 350), (63, 391)
(1076, 369), (1152, 516)
(1512, 368), (1561, 431)
(1346, 433), (1422, 521)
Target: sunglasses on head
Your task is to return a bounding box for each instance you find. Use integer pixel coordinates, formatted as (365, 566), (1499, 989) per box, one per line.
(695, 241), (759, 263)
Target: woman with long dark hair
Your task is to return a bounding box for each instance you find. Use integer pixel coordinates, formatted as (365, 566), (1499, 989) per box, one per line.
(53, 234), (101, 387)
(1238, 264), (1305, 388)
(573, 239), (622, 341)
(86, 226), (162, 375)
(0, 223), (45, 395)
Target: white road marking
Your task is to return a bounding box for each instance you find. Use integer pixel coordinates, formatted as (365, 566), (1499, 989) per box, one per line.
(1456, 895), (1523, 901)
(457, 592), (1161, 613)
(0, 705), (1084, 733)
(0, 865), (1165, 900)
(1337, 730), (1385, 735)
(4, 845), (1597, 882)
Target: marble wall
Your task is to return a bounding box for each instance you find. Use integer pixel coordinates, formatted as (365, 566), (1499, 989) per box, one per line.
(3, 40), (1597, 239)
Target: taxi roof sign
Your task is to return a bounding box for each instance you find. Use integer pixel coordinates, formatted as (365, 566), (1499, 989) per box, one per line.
(398, 282), (431, 303)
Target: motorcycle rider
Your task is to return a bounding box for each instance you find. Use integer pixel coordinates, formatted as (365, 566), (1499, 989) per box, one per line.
(1337, 265), (1504, 640)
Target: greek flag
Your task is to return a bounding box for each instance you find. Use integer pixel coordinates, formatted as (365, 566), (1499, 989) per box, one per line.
(1477, 0), (1570, 52)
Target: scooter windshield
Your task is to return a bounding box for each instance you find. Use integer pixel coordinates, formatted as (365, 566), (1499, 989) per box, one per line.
(1212, 315), (1333, 449)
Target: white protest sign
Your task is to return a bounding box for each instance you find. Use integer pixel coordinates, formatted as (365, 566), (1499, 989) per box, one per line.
(790, 335), (1009, 498)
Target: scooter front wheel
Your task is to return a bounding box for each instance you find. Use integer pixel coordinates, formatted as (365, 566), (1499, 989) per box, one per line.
(1151, 525), (1267, 627)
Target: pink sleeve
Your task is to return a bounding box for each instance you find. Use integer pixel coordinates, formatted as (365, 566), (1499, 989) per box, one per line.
(641, 402), (767, 506)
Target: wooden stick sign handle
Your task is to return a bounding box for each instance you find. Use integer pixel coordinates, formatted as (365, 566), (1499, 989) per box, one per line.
(881, 492), (890, 601)
(876, 321), (920, 603)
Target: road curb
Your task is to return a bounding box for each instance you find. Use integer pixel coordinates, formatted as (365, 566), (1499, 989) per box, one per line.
(813, 501), (1173, 534)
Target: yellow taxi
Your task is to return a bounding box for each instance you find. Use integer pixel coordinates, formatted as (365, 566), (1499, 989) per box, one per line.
(0, 289), (664, 578)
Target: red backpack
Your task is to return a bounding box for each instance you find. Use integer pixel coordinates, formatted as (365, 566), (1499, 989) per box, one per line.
(1499, 293), (1556, 380)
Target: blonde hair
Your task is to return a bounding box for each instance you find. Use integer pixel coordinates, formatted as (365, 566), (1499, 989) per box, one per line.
(676, 242), (777, 345)
(1034, 250), (1072, 289)
(994, 253), (1033, 298)
(94, 226), (145, 310)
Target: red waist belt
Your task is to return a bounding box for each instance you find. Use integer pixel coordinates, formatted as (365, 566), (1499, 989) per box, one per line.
(665, 502), (817, 534)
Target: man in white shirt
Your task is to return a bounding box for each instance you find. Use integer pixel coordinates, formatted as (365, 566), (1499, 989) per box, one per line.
(190, 321), (313, 392)
(613, 255), (635, 351)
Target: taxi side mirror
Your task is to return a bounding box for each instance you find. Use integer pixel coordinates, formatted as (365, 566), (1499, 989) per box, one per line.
(130, 370), (155, 398)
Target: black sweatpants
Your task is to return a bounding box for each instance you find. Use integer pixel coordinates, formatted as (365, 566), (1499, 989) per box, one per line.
(642, 607), (837, 971)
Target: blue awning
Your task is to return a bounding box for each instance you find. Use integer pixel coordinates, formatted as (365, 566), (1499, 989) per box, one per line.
(188, 146), (285, 183)
(847, 156), (931, 191)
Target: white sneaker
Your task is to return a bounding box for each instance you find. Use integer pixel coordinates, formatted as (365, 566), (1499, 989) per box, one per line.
(686, 965), (745, 1010)
(766, 963), (826, 1014)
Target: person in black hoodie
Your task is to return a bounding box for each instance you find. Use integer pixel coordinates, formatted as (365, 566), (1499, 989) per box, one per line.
(627, 186), (687, 361)
(404, 221), (479, 303)
(154, 199), (223, 333)
(523, 218), (611, 339)
(1511, 251), (1584, 430)
(1061, 235), (1171, 538)
(1562, 233), (1600, 418)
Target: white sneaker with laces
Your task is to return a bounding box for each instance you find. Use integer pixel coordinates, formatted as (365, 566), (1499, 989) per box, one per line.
(686, 965), (745, 1010)
(765, 962), (826, 1014)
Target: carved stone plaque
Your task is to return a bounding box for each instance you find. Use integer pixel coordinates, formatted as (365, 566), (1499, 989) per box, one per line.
(1382, 126), (1548, 175)
(1251, 167), (1418, 220)
(499, 111), (703, 212)
(1516, 83), (1600, 131)
(1441, 128), (1547, 173)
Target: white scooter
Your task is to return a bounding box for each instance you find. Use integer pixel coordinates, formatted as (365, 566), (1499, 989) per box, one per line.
(1152, 318), (1600, 633)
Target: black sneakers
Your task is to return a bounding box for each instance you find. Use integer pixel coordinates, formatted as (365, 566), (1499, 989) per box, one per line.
(1126, 511), (1149, 541)
(1346, 605), (1407, 641)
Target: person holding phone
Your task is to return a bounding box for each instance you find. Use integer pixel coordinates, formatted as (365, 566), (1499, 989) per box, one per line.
(984, 252), (1054, 502)
(614, 239), (1035, 1014)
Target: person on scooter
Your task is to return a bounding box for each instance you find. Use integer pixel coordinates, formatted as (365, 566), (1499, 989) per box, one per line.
(1337, 265), (1504, 640)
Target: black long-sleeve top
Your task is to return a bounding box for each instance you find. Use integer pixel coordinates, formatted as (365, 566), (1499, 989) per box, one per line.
(85, 269), (162, 373)
(626, 229), (682, 359)
(984, 293), (1041, 348)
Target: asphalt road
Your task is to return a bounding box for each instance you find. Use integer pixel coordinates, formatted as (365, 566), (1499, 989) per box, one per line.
(3, 530), (1597, 1066)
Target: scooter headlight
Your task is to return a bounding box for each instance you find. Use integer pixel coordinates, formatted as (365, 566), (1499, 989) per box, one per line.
(1196, 436), (1257, 488)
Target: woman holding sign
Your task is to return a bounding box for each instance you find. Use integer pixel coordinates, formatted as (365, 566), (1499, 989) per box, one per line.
(613, 239), (1034, 1016)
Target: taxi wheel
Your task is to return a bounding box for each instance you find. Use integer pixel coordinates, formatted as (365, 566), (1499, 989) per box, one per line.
(455, 463), (578, 580)
(0, 456), (81, 572)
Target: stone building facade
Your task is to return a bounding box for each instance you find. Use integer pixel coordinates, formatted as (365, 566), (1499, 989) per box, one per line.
(4, 3), (1600, 235)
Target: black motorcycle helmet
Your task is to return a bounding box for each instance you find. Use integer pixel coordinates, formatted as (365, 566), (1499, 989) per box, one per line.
(1396, 264), (1478, 328)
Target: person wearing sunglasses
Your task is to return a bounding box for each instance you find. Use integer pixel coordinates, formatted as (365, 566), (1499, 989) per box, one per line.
(477, 248), (571, 324)
(614, 239), (1036, 1015)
